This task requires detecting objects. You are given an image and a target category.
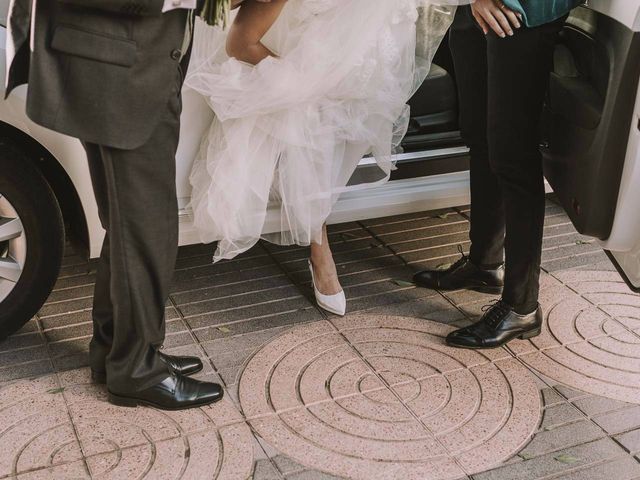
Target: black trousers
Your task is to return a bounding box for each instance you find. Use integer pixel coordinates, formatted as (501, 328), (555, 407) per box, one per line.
(84, 69), (183, 393)
(449, 7), (565, 313)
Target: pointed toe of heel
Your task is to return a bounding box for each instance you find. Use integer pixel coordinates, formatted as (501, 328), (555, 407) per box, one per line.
(317, 290), (347, 316)
(309, 260), (347, 316)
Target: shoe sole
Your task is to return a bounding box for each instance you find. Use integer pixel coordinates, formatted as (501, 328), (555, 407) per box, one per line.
(413, 281), (503, 295)
(92, 365), (204, 386)
(446, 326), (542, 350)
(107, 390), (224, 410)
(469, 285), (504, 295)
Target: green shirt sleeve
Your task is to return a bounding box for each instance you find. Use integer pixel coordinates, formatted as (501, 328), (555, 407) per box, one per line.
(503, 0), (583, 27)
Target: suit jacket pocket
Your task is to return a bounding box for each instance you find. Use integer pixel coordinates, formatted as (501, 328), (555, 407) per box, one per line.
(51, 25), (138, 67)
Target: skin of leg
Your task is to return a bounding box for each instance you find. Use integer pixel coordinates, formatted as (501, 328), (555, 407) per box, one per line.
(310, 225), (343, 296)
(226, 0), (342, 296)
(226, 0), (288, 64)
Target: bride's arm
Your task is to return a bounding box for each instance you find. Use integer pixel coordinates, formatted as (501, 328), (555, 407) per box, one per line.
(226, 0), (287, 65)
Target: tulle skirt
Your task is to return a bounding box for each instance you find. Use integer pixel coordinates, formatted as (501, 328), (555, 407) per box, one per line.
(186, 0), (455, 261)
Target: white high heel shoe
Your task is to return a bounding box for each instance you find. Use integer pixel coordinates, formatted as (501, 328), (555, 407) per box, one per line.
(309, 260), (347, 316)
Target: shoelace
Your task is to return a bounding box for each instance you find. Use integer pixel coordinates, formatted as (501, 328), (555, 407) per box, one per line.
(481, 299), (512, 329)
(449, 245), (468, 270)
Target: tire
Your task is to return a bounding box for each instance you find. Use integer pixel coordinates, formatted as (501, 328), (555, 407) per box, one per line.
(0, 141), (64, 340)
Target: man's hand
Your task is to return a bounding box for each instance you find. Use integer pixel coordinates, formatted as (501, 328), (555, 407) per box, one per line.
(471, 0), (522, 38)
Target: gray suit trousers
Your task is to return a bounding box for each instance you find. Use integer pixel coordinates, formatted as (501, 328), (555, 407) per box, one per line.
(84, 68), (183, 393)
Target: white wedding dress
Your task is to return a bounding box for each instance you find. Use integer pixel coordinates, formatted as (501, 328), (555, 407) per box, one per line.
(186, 0), (458, 261)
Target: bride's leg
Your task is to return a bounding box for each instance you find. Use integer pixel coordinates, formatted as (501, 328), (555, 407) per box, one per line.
(226, 0), (287, 65)
(310, 225), (343, 296)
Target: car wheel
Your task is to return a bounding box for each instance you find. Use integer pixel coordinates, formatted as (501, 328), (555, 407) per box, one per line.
(0, 140), (64, 340)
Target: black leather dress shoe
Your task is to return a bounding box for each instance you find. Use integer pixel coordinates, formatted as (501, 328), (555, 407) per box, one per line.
(446, 300), (543, 349)
(91, 352), (204, 384)
(413, 252), (504, 294)
(108, 373), (224, 410)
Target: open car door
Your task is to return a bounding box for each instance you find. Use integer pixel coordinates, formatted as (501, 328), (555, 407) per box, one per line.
(543, 0), (640, 291)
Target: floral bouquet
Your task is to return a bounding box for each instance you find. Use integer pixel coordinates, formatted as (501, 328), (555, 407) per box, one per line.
(199, 0), (231, 27)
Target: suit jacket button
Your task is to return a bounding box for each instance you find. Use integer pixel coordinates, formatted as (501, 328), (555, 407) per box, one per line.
(171, 49), (182, 61)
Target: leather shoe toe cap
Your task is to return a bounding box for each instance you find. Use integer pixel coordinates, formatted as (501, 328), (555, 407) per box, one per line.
(446, 329), (480, 348)
(413, 271), (439, 288)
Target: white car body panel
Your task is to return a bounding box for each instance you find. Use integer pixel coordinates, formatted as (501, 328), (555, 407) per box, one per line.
(605, 78), (640, 287)
(588, 0), (640, 31)
(0, 0), (638, 273)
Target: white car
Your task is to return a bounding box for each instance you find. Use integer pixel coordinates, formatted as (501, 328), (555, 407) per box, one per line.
(1, 1), (639, 338)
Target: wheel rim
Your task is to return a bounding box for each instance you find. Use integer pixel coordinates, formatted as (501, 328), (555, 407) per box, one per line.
(0, 194), (27, 303)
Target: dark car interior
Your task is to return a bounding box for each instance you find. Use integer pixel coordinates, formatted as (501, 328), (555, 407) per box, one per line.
(397, 6), (640, 245)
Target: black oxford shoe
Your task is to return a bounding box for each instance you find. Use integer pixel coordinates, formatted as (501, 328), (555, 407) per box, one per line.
(446, 300), (543, 349)
(413, 251), (504, 294)
(92, 352), (204, 384)
(158, 351), (204, 376)
(108, 373), (224, 410)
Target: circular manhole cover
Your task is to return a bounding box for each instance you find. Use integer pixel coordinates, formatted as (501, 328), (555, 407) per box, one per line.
(513, 272), (640, 404)
(239, 316), (542, 479)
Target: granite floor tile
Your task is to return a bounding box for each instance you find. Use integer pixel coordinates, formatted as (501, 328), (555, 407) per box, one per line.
(2, 200), (638, 479)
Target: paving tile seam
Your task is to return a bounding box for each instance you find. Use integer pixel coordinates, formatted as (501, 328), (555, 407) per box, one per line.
(56, 270), (94, 281)
(0, 357), (54, 373)
(522, 350), (640, 387)
(177, 250), (269, 265)
(541, 230), (590, 242)
(540, 453), (636, 480)
(379, 229), (472, 248)
(175, 251), (267, 265)
(166, 296), (226, 388)
(170, 272), (289, 294)
(541, 240), (597, 254)
(173, 258), (273, 276)
(551, 273), (640, 342)
(276, 263), (412, 280)
(250, 412), (452, 464)
(542, 249), (608, 267)
(51, 282), (97, 294)
(361, 213), (463, 229)
(39, 307), (92, 320)
(386, 239), (473, 258)
(313, 276), (417, 292)
(42, 335), (93, 347)
(405, 252), (471, 268)
(375, 219), (470, 237)
(612, 434), (640, 455)
(0, 342), (47, 355)
(334, 339), (504, 371)
(323, 318), (528, 477)
(571, 401), (635, 420)
(175, 262), (278, 280)
(0, 423), (233, 480)
(48, 371), (92, 477)
(178, 295), (308, 318)
(269, 237), (390, 258)
(267, 236), (381, 255)
(347, 285), (418, 302)
(43, 292), (94, 304)
(171, 284), (299, 308)
(185, 307), (320, 334)
(294, 254), (403, 273)
(258, 242), (331, 321)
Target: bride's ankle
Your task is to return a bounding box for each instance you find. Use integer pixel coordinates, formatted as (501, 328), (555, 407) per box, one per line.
(310, 249), (335, 270)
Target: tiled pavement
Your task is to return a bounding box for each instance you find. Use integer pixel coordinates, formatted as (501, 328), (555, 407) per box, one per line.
(2, 198), (640, 479)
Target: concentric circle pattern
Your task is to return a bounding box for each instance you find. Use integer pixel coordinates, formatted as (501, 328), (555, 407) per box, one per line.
(511, 271), (640, 404)
(0, 370), (254, 479)
(239, 316), (542, 480)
